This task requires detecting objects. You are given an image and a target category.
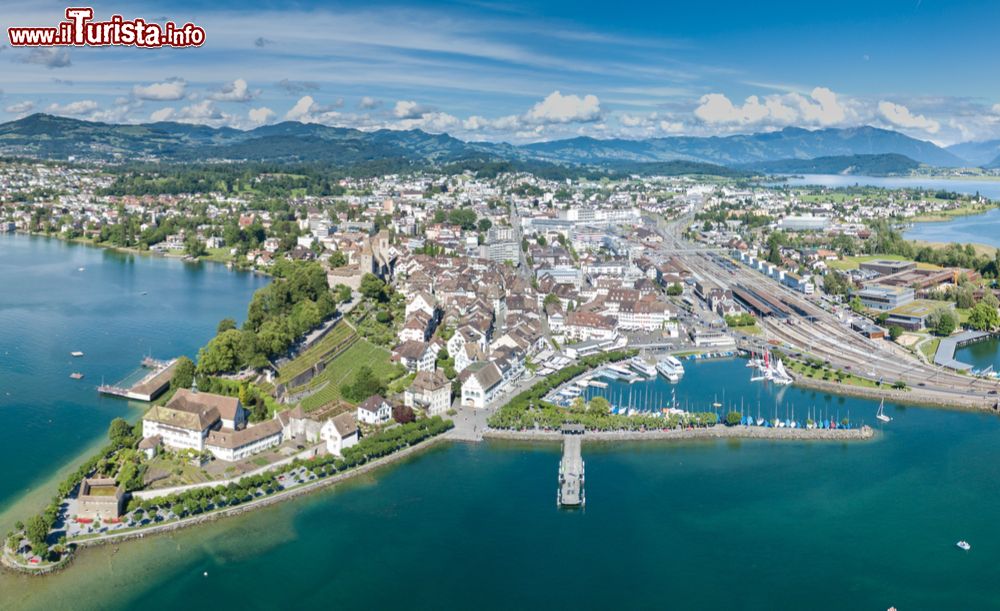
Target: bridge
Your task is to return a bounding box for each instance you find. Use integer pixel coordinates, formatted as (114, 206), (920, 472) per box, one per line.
(558, 425), (585, 507)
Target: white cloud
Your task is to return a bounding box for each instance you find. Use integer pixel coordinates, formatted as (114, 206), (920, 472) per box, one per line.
(790, 87), (847, 125)
(5, 101), (34, 114)
(132, 79), (186, 101)
(284, 96), (341, 123)
(150, 107), (175, 122)
(210, 79), (257, 102)
(525, 91), (601, 124)
(659, 120), (684, 133)
(878, 101), (940, 133)
(248, 107), (275, 125)
(46, 100), (98, 116)
(695, 86), (850, 128)
(359, 96), (381, 109)
(394, 100), (430, 119)
(398, 111), (460, 132)
(286, 96), (317, 121)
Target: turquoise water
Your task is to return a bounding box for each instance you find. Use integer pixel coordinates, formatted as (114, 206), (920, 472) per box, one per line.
(903, 207), (1000, 248)
(956, 338), (1000, 373)
(0, 234), (267, 517)
(5, 235), (1000, 609)
(782, 174), (1000, 200)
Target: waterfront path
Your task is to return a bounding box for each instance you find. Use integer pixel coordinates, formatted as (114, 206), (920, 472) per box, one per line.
(484, 424), (875, 443)
(60, 435), (447, 550)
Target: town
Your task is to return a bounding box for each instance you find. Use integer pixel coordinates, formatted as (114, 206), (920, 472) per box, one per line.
(3, 157), (1000, 571)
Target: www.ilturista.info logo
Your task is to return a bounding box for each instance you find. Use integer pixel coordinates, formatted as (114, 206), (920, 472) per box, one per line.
(7, 7), (205, 48)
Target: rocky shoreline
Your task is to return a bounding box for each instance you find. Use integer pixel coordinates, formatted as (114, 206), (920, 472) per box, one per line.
(483, 424), (876, 443)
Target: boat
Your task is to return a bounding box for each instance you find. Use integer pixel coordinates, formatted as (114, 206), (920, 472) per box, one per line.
(957, 540), (971, 551)
(77, 267), (85, 272)
(589, 380), (608, 389)
(70, 351), (84, 357)
(628, 357), (657, 378)
(656, 356), (685, 382)
(876, 399), (892, 423)
(70, 372), (84, 380)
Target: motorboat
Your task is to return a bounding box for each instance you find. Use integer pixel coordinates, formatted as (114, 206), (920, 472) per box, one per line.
(957, 541), (971, 551)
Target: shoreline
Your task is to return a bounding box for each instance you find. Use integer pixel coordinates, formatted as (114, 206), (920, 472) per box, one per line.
(2, 434), (447, 575)
(791, 375), (999, 413)
(483, 424), (875, 443)
(7, 230), (268, 275)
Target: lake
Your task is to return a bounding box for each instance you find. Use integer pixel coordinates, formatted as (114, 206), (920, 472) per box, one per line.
(955, 338), (1000, 374)
(0, 234), (267, 521)
(5, 235), (1000, 610)
(780, 173), (1000, 200)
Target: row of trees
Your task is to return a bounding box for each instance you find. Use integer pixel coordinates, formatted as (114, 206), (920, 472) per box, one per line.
(198, 261), (337, 375)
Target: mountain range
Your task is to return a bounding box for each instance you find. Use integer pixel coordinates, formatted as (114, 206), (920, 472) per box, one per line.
(0, 112), (994, 172)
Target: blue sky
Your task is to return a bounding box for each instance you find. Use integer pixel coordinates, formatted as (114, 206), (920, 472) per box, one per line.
(2, 0), (999, 144)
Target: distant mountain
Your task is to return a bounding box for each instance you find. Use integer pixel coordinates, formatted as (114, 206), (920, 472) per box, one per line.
(947, 139), (1000, 166)
(0, 114), (968, 170)
(742, 153), (921, 176)
(524, 126), (963, 167)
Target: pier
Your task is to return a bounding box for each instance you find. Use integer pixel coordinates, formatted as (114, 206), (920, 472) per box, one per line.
(933, 331), (996, 371)
(98, 358), (178, 402)
(558, 425), (585, 507)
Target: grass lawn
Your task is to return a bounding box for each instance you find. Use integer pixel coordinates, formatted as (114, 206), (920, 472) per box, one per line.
(827, 254), (941, 272)
(910, 240), (999, 258)
(785, 358), (881, 389)
(297, 338), (405, 411)
(920, 337), (941, 361)
(201, 247), (234, 264)
(277, 323), (357, 383)
(731, 324), (761, 336)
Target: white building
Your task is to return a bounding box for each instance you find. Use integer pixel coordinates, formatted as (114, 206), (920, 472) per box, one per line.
(460, 362), (503, 409)
(320, 413), (359, 456)
(404, 370), (452, 416)
(357, 395), (392, 425)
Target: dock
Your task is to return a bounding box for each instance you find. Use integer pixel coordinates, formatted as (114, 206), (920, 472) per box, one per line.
(98, 358), (178, 402)
(558, 425), (585, 507)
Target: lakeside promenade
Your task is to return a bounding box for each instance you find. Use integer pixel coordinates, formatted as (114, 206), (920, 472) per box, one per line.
(484, 424), (876, 443)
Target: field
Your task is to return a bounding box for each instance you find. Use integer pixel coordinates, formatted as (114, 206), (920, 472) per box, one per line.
(827, 254), (941, 272)
(277, 323), (357, 383)
(296, 338), (405, 411)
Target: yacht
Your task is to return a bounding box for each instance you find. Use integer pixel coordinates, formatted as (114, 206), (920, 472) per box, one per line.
(876, 399), (892, 423)
(957, 541), (971, 551)
(656, 356), (685, 382)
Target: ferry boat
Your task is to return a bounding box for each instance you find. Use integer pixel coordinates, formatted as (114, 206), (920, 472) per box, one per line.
(628, 357), (657, 378)
(656, 356), (685, 382)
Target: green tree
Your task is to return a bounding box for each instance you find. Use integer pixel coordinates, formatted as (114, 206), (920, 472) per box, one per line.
(934, 310), (957, 337)
(197, 329), (243, 374)
(359, 273), (387, 301)
(968, 301), (1000, 331)
(666, 283), (683, 296)
(25, 515), (49, 554)
(725, 411), (742, 426)
(171, 356), (195, 390)
(108, 418), (136, 450)
(341, 365), (387, 403)
(217, 318), (237, 334)
(588, 396), (611, 415)
(888, 325), (903, 341)
(328, 250), (347, 267)
(184, 235), (207, 258)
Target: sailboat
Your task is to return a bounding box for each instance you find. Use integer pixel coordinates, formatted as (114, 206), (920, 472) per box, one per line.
(876, 398), (891, 423)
